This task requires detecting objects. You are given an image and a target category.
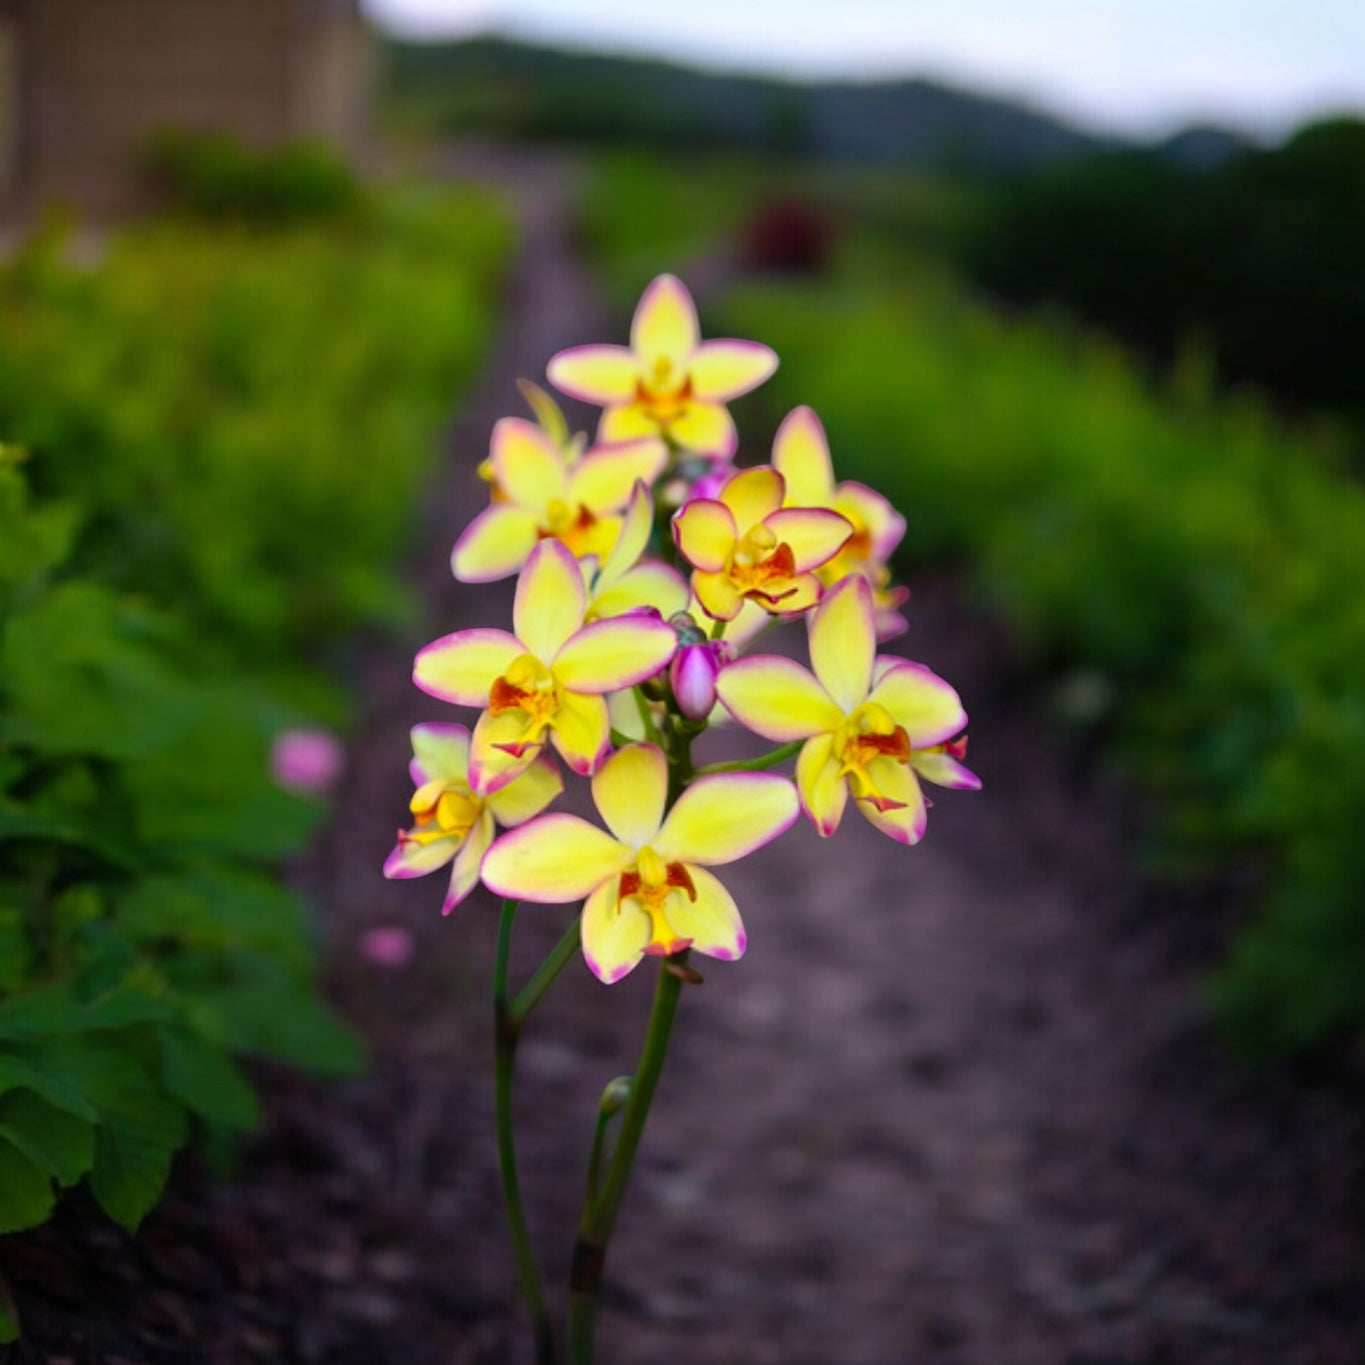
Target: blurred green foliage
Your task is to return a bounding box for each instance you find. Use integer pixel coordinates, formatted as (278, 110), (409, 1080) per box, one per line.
(143, 131), (364, 225)
(963, 117), (1365, 424)
(582, 151), (1365, 1053)
(0, 187), (510, 1277)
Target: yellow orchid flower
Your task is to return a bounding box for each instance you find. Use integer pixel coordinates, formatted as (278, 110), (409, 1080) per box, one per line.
(671, 465), (852, 622)
(714, 576), (979, 844)
(581, 480), (689, 623)
(452, 417), (667, 583)
(771, 406), (910, 640)
(414, 539), (677, 793)
(383, 723), (562, 912)
(481, 743), (798, 983)
(546, 275), (777, 460)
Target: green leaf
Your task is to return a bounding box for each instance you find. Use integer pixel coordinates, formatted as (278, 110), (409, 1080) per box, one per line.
(0, 808), (140, 870)
(0, 1137), (55, 1235)
(0, 906), (32, 992)
(0, 1051), (99, 1122)
(29, 1039), (186, 1231)
(159, 1028), (259, 1132)
(0, 980), (174, 1042)
(0, 1090), (95, 1187)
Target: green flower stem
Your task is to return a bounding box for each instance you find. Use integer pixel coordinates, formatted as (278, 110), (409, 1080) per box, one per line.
(693, 739), (804, 777)
(568, 951), (689, 1364)
(494, 898), (555, 1365)
(709, 616), (727, 641)
(584, 1077), (633, 1207)
(511, 913), (582, 1027)
(633, 685), (663, 746)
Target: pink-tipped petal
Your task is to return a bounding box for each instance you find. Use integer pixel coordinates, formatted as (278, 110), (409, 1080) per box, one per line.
(383, 831), (458, 879)
(549, 691), (612, 775)
(514, 539), (588, 662)
(591, 743), (668, 848)
(765, 507), (853, 573)
(451, 504), (540, 583)
(598, 480), (655, 587)
(771, 406), (835, 506)
(581, 877), (651, 985)
(689, 340), (778, 401)
(668, 401), (737, 459)
(409, 723), (471, 786)
(714, 654), (841, 742)
(673, 498), (736, 573)
(796, 733), (848, 837)
(720, 466), (785, 535)
(552, 614), (676, 692)
(692, 569), (745, 622)
(482, 813), (633, 903)
(546, 344), (640, 404)
(444, 808), (495, 911)
(469, 708), (540, 795)
(567, 438), (669, 515)
(594, 560), (690, 622)
(414, 629), (522, 707)
(484, 753), (564, 826)
(653, 772), (799, 866)
(868, 660), (968, 747)
(598, 403), (660, 445)
(668, 865), (747, 962)
(631, 274), (699, 368)
(490, 417), (566, 507)
(911, 750), (982, 791)
(856, 758), (928, 846)
(839, 481), (906, 562)
(808, 574), (876, 713)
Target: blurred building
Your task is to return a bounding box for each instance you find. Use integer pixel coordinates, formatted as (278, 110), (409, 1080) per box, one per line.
(0, 0), (371, 212)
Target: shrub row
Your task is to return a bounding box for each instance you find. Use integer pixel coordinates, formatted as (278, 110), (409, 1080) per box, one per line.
(0, 186), (510, 1320)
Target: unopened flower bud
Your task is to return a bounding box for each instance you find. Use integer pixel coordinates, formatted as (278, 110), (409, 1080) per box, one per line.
(670, 639), (732, 721)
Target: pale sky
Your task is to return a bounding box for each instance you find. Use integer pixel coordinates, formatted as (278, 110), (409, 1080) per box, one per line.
(362, 0), (1365, 137)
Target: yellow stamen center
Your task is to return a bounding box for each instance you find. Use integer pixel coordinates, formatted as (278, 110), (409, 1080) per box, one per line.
(728, 524), (799, 604)
(617, 845), (697, 955)
(540, 498), (599, 557)
(403, 781), (481, 848)
(834, 702), (912, 809)
(489, 654), (562, 745)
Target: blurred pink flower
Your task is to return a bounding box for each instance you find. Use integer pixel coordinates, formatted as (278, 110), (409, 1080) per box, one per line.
(272, 727), (345, 796)
(359, 926), (415, 968)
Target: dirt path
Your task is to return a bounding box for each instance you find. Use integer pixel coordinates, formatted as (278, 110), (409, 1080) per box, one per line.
(10, 150), (1365, 1365)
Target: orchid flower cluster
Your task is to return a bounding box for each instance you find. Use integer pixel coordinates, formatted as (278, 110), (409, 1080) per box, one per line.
(384, 276), (978, 1362)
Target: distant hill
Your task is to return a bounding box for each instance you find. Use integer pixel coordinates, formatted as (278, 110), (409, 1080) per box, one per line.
(381, 35), (1118, 174)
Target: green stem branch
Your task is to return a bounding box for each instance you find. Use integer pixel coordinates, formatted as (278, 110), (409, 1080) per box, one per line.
(511, 914), (581, 1027)
(693, 739), (804, 777)
(568, 952), (688, 1363)
(494, 898), (555, 1365)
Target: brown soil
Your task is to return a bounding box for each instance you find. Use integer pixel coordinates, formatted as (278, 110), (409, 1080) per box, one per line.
(4, 149), (1364, 1365)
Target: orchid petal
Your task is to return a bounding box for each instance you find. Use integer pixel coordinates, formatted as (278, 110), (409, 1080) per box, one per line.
(591, 743), (667, 848)
(581, 877), (651, 984)
(720, 466), (784, 535)
(771, 406), (835, 507)
(669, 865), (747, 962)
(383, 830), (458, 879)
(515, 539), (587, 662)
(490, 417), (565, 507)
(451, 504), (541, 583)
(868, 660), (968, 747)
(409, 723), (470, 786)
(654, 772), (798, 866)
(689, 340), (778, 401)
(692, 569), (745, 621)
(598, 404), (660, 444)
(482, 814), (632, 903)
(765, 507), (853, 572)
(547, 344), (640, 404)
(553, 614), (676, 692)
(856, 758), (928, 845)
(809, 574), (876, 713)
(839, 481), (906, 562)
(714, 655), (841, 741)
(673, 497), (736, 573)
(484, 753), (564, 826)
(567, 438), (668, 515)
(549, 691), (612, 775)
(911, 750), (982, 791)
(668, 401), (737, 459)
(598, 481), (654, 587)
(593, 561), (690, 621)
(469, 707), (540, 795)
(796, 733), (848, 837)
(631, 274), (698, 368)
(444, 809), (494, 912)
(763, 572), (823, 616)
(414, 629), (522, 707)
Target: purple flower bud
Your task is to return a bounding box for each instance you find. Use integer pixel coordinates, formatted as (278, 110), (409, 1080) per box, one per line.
(690, 465), (737, 502)
(272, 728), (344, 796)
(670, 640), (732, 721)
